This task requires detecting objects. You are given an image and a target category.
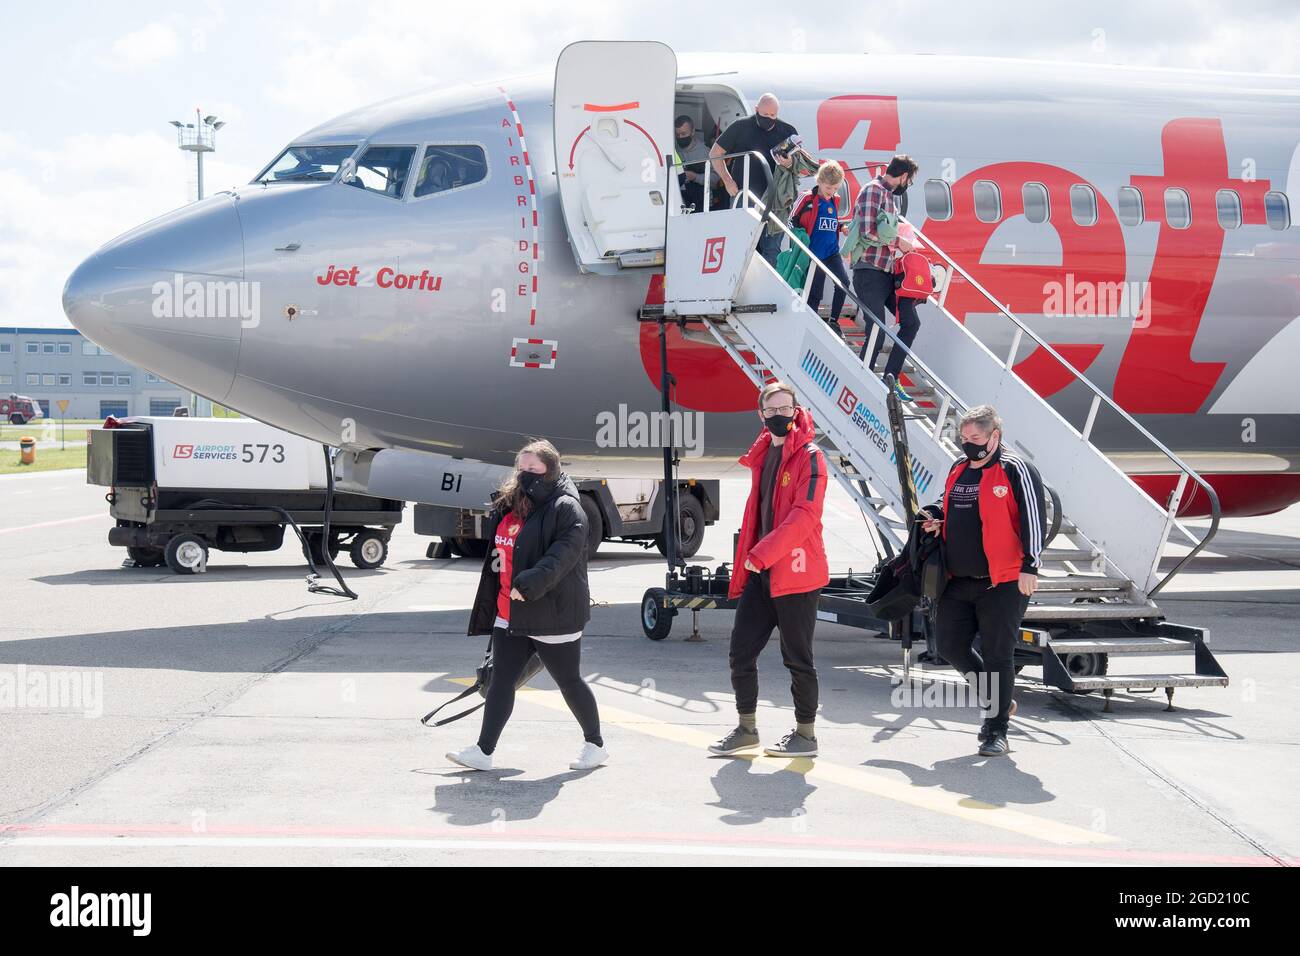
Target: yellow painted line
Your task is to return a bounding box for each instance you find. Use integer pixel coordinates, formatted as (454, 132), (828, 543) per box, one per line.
(445, 678), (1117, 846)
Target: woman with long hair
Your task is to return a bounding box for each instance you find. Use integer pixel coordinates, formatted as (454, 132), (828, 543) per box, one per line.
(446, 439), (607, 771)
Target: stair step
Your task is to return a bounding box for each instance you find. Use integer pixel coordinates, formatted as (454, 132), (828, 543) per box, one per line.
(1040, 547), (1100, 562)
(1035, 576), (1129, 591)
(1048, 636), (1193, 654)
(1023, 602), (1161, 621)
(1063, 673), (1229, 691)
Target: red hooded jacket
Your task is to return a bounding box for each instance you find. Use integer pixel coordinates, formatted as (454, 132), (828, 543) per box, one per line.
(729, 406), (830, 599)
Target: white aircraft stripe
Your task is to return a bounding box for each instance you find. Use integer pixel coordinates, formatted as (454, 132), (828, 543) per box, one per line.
(1002, 453), (1041, 563)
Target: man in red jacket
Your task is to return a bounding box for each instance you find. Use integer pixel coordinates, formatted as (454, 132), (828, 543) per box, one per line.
(709, 381), (829, 758)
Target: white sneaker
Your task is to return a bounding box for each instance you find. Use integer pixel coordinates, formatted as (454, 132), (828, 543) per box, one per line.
(569, 742), (608, 770)
(446, 744), (492, 771)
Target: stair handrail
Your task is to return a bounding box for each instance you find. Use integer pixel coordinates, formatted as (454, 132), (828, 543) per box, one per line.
(905, 219), (1220, 596)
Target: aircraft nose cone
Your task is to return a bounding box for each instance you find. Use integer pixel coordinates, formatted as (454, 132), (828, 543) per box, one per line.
(62, 194), (247, 405)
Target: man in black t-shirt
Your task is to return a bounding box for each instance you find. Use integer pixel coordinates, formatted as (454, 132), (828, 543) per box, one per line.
(709, 93), (798, 267)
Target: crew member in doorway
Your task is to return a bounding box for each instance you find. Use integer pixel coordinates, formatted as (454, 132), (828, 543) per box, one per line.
(710, 381), (829, 758)
(709, 93), (798, 267)
(675, 115), (712, 213)
(850, 155), (919, 401)
(919, 405), (1046, 758)
(448, 439), (607, 772)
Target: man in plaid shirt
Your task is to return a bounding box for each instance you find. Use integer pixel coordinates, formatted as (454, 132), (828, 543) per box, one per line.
(850, 155), (919, 401)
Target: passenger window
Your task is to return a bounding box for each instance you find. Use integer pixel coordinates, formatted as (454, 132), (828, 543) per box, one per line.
(923, 179), (952, 221)
(348, 145), (416, 198)
(973, 180), (1001, 223)
(1216, 189), (1242, 229)
(1070, 184), (1098, 226)
(1264, 190), (1291, 230)
(414, 145), (489, 198)
(1117, 186), (1144, 226)
(1021, 182), (1049, 224)
(1164, 188), (1191, 229)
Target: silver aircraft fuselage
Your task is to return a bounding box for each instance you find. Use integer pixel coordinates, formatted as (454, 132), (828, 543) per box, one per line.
(63, 52), (1300, 515)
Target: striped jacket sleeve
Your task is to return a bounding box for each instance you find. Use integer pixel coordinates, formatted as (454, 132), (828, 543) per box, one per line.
(1003, 454), (1046, 574)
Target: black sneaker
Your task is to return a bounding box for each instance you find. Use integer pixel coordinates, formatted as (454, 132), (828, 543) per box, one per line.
(764, 730), (818, 758)
(978, 700), (1017, 742)
(978, 733), (1010, 757)
(708, 726), (761, 756)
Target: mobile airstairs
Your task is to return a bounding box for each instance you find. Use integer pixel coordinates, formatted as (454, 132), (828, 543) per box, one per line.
(551, 40), (1227, 709)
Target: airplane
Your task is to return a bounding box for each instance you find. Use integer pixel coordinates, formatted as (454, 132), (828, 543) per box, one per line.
(62, 44), (1300, 521)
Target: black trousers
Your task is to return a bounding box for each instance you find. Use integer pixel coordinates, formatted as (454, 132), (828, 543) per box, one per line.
(806, 252), (850, 332)
(934, 577), (1029, 733)
(729, 573), (821, 723)
(476, 628), (602, 755)
(854, 266), (920, 381)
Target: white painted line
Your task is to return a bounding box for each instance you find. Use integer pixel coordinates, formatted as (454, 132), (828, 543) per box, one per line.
(0, 835), (1108, 865)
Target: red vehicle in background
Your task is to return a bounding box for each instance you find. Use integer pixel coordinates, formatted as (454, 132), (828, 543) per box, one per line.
(0, 394), (45, 425)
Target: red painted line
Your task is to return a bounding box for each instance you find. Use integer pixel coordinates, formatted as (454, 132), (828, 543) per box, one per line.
(531, 211), (538, 226)
(522, 151), (530, 165)
(532, 243), (539, 259)
(528, 308), (536, 324)
(584, 101), (639, 112)
(623, 119), (664, 166)
(531, 276), (539, 293)
(0, 513), (100, 535)
(506, 100), (516, 111)
(1, 822), (1289, 866)
(516, 123), (524, 138)
(528, 180), (535, 195)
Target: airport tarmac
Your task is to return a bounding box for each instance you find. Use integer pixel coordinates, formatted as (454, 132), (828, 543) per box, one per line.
(1, 466), (1298, 866)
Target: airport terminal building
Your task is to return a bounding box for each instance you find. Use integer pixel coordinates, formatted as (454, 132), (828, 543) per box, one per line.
(0, 326), (211, 419)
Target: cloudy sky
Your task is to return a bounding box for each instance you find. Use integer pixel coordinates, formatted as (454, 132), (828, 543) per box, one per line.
(2, 0), (1297, 328)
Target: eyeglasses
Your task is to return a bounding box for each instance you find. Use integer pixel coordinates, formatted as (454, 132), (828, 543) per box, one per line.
(762, 404), (795, 416)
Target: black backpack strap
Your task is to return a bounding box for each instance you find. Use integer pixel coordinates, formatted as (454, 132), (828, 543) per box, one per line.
(420, 681), (485, 727)
(420, 633), (493, 727)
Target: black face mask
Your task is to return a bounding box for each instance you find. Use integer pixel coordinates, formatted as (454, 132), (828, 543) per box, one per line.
(893, 181), (909, 196)
(676, 135), (692, 148)
(517, 470), (550, 501)
(763, 413), (794, 437)
(756, 113), (776, 131)
(961, 438), (994, 463)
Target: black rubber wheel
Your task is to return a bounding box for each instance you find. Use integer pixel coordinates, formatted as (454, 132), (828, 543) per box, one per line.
(579, 493), (603, 559)
(641, 588), (675, 640)
(305, 531), (340, 566)
(655, 492), (706, 559)
(164, 533), (208, 575)
(1063, 651), (1109, 694)
(350, 530), (388, 569)
(452, 537), (488, 559)
(127, 546), (166, 568)
(1043, 484), (1064, 547)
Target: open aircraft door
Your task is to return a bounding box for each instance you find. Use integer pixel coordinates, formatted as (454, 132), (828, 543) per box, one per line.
(553, 41), (677, 274)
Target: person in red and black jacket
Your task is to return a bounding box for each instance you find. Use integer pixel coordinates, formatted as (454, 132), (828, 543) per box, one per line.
(709, 381), (829, 759)
(920, 405), (1046, 758)
(447, 439), (606, 773)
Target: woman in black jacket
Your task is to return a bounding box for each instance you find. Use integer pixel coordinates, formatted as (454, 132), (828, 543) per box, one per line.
(446, 440), (606, 772)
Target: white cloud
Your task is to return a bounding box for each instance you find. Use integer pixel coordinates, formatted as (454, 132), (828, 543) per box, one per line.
(108, 22), (181, 70)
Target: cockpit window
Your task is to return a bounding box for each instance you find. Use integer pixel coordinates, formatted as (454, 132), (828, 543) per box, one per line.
(413, 145), (488, 198)
(256, 145), (356, 184)
(346, 145), (416, 198)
